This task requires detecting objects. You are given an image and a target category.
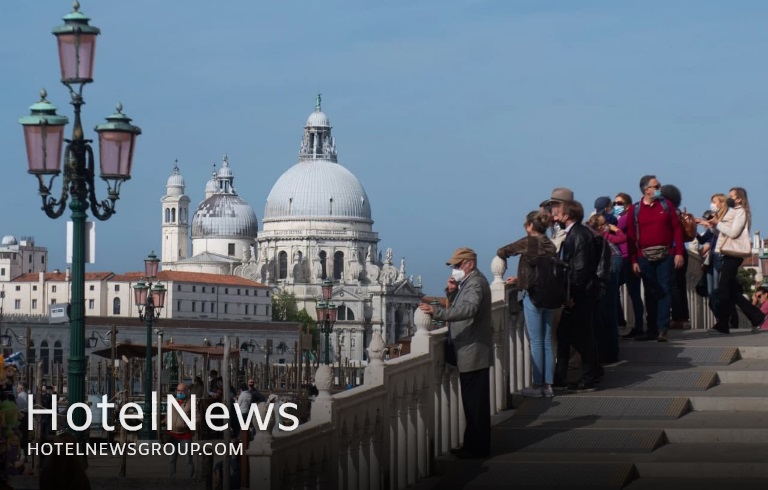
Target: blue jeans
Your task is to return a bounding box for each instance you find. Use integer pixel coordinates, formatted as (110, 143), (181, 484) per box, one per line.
(522, 294), (555, 385)
(637, 255), (674, 334)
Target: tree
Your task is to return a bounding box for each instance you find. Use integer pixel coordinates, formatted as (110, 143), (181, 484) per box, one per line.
(738, 267), (758, 297)
(272, 289), (298, 321)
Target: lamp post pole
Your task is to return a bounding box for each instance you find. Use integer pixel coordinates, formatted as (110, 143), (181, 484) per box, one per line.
(315, 279), (338, 366)
(18, 2), (141, 443)
(133, 252), (166, 440)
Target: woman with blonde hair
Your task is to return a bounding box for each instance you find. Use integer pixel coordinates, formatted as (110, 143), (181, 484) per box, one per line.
(497, 210), (558, 397)
(700, 187), (764, 333)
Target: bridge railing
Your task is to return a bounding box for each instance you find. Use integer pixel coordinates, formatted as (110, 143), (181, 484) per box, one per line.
(246, 256), (529, 489)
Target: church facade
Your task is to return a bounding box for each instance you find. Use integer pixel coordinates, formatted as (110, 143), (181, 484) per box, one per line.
(161, 96), (423, 362)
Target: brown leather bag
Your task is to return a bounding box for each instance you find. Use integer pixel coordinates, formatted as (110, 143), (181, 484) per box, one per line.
(680, 208), (697, 243)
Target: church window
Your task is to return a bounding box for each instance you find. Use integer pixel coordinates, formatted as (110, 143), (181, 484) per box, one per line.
(113, 297), (121, 315)
(224, 304), (229, 314)
(337, 305), (355, 321)
(177, 300), (181, 311)
(165, 208), (170, 223)
(334, 251), (344, 281)
(278, 251), (288, 279)
(53, 341), (63, 364)
(244, 305), (249, 315)
(171, 208), (176, 222)
(394, 310), (404, 341)
(181, 208), (187, 224)
(40, 341), (49, 375)
(210, 303), (215, 313)
(228, 243), (235, 256)
(319, 251), (327, 280)
(192, 302), (196, 312)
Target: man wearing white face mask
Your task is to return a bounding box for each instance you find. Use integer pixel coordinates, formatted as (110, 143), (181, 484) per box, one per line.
(419, 247), (492, 459)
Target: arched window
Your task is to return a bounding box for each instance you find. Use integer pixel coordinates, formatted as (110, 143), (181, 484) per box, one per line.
(113, 297), (121, 315)
(165, 208), (170, 223)
(180, 208), (187, 224)
(333, 251), (344, 281)
(319, 251), (327, 280)
(336, 305), (355, 321)
(40, 340), (49, 375)
(278, 251), (288, 279)
(28, 340), (35, 365)
(171, 208), (176, 223)
(53, 341), (63, 364)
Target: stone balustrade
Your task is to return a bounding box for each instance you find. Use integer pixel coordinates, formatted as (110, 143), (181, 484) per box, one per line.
(247, 255), (529, 489)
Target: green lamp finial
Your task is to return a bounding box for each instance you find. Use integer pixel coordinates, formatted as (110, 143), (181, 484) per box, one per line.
(116, 102), (123, 113)
(316, 93), (321, 111)
(73, 1), (80, 12)
(40, 88), (48, 101)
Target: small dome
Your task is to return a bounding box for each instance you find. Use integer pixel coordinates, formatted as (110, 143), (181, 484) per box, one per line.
(218, 155), (233, 179)
(205, 176), (218, 194)
(166, 163), (185, 188)
(192, 194), (258, 239)
(306, 110), (330, 128)
(1, 235), (18, 246)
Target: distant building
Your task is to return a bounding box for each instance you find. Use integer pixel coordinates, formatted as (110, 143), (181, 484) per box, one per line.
(161, 96), (424, 361)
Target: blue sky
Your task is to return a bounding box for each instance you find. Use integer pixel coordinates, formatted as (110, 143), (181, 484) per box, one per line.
(3, 1), (768, 296)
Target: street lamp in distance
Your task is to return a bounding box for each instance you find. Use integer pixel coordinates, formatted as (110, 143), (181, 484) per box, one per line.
(132, 251), (166, 439)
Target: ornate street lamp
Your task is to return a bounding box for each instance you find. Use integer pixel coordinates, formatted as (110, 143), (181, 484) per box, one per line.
(18, 2), (140, 442)
(315, 279), (338, 365)
(760, 249), (768, 286)
(133, 251), (166, 439)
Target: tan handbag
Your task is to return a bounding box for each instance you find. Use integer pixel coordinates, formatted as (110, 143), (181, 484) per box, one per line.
(720, 225), (751, 258)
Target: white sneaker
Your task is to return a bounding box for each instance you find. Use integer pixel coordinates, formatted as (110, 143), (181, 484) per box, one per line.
(542, 387), (554, 398)
(521, 386), (543, 398)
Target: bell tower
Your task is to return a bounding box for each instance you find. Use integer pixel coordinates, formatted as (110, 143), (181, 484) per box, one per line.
(161, 161), (190, 268)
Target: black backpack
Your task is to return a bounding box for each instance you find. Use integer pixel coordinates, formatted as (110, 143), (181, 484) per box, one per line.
(592, 232), (613, 286)
(527, 255), (570, 309)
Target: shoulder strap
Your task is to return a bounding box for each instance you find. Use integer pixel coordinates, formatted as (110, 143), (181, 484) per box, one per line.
(633, 202), (640, 244)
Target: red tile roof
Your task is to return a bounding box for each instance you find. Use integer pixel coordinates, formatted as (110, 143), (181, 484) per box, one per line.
(111, 271), (267, 287)
(12, 272), (113, 282)
(84, 316), (299, 331)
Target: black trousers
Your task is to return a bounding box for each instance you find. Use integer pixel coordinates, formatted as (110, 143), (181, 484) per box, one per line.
(555, 290), (598, 385)
(459, 367), (491, 456)
(717, 256), (765, 331)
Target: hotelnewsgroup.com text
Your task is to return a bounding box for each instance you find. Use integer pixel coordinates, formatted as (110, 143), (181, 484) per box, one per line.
(27, 441), (243, 457)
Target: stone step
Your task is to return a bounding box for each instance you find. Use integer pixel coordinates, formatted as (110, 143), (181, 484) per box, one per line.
(431, 461), (637, 489)
(513, 396), (690, 420)
(502, 410), (768, 430)
(492, 428), (665, 453)
(625, 477), (768, 490)
(596, 370), (718, 391)
(8, 476), (206, 490)
(617, 345), (740, 366)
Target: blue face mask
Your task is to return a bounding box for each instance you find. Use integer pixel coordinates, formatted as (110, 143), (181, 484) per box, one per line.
(176, 393), (187, 400)
(613, 205), (625, 217)
(653, 189), (662, 199)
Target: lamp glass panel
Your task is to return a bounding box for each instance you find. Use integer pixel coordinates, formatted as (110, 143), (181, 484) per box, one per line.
(328, 306), (338, 323)
(144, 256), (160, 278)
(24, 125), (65, 175)
(133, 283), (149, 306)
(99, 131), (135, 179)
(315, 303), (326, 322)
(151, 285), (166, 308)
(321, 280), (333, 300)
(56, 32), (97, 82)
(761, 256), (768, 277)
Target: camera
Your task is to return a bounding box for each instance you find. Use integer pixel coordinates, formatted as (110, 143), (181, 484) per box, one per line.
(702, 210), (714, 221)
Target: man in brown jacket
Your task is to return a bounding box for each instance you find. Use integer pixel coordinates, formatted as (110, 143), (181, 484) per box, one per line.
(167, 383), (196, 478)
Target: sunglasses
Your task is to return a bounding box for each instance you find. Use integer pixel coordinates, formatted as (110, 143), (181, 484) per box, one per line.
(614, 201), (626, 206)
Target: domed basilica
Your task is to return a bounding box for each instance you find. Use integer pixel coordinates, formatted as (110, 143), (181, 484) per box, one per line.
(161, 96), (423, 361)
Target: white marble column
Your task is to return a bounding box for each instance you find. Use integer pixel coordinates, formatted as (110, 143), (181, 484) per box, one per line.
(449, 370), (460, 449)
(397, 398), (408, 489)
(416, 392), (428, 479)
(440, 370), (451, 454)
(369, 420), (381, 490)
(407, 395), (417, 485)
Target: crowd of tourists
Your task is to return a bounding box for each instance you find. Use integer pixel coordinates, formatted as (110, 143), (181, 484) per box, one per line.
(496, 176), (768, 399)
(380, 174), (768, 461)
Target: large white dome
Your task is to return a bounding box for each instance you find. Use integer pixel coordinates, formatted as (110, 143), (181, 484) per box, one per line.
(263, 160), (372, 222)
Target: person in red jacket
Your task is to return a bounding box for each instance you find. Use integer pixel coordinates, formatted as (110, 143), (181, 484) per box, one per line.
(625, 175), (685, 342)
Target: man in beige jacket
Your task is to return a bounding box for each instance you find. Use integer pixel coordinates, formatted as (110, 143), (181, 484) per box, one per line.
(419, 247), (492, 459)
